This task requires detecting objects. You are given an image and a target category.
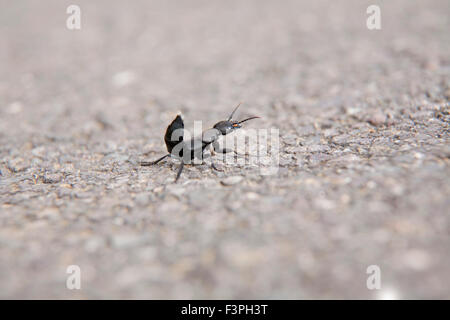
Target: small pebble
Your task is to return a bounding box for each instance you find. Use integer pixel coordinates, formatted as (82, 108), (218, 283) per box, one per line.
(368, 111), (386, 126)
(221, 176), (243, 186)
(43, 173), (62, 184)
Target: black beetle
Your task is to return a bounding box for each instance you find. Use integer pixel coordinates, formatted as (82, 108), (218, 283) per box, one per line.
(141, 103), (259, 182)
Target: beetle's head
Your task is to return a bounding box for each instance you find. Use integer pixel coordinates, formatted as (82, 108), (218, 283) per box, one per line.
(213, 120), (241, 135)
(213, 103), (259, 135)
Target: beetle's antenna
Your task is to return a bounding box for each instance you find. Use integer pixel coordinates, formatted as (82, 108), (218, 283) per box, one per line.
(238, 116), (260, 124)
(227, 102), (242, 121)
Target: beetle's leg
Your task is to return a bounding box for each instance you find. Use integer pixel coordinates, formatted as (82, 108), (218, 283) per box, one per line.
(197, 158), (222, 172)
(175, 162), (184, 182)
(212, 141), (234, 154)
(212, 142), (254, 158)
(208, 145), (223, 171)
(199, 159), (220, 172)
(210, 160), (223, 172)
(140, 154), (170, 166)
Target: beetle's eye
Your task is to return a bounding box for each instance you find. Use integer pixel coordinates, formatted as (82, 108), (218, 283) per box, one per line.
(232, 123), (239, 127)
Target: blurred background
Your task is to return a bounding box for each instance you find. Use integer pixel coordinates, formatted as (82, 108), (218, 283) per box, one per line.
(0, 0), (449, 298)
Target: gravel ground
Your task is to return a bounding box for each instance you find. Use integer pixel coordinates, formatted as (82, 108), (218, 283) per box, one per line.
(0, 0), (449, 299)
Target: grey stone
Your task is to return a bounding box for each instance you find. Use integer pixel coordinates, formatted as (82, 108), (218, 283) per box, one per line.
(221, 176), (244, 186)
(42, 173), (62, 184)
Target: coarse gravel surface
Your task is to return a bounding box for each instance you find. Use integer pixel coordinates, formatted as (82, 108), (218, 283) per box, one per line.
(0, 0), (449, 299)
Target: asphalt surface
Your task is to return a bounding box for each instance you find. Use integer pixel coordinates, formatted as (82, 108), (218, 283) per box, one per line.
(0, 0), (449, 299)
